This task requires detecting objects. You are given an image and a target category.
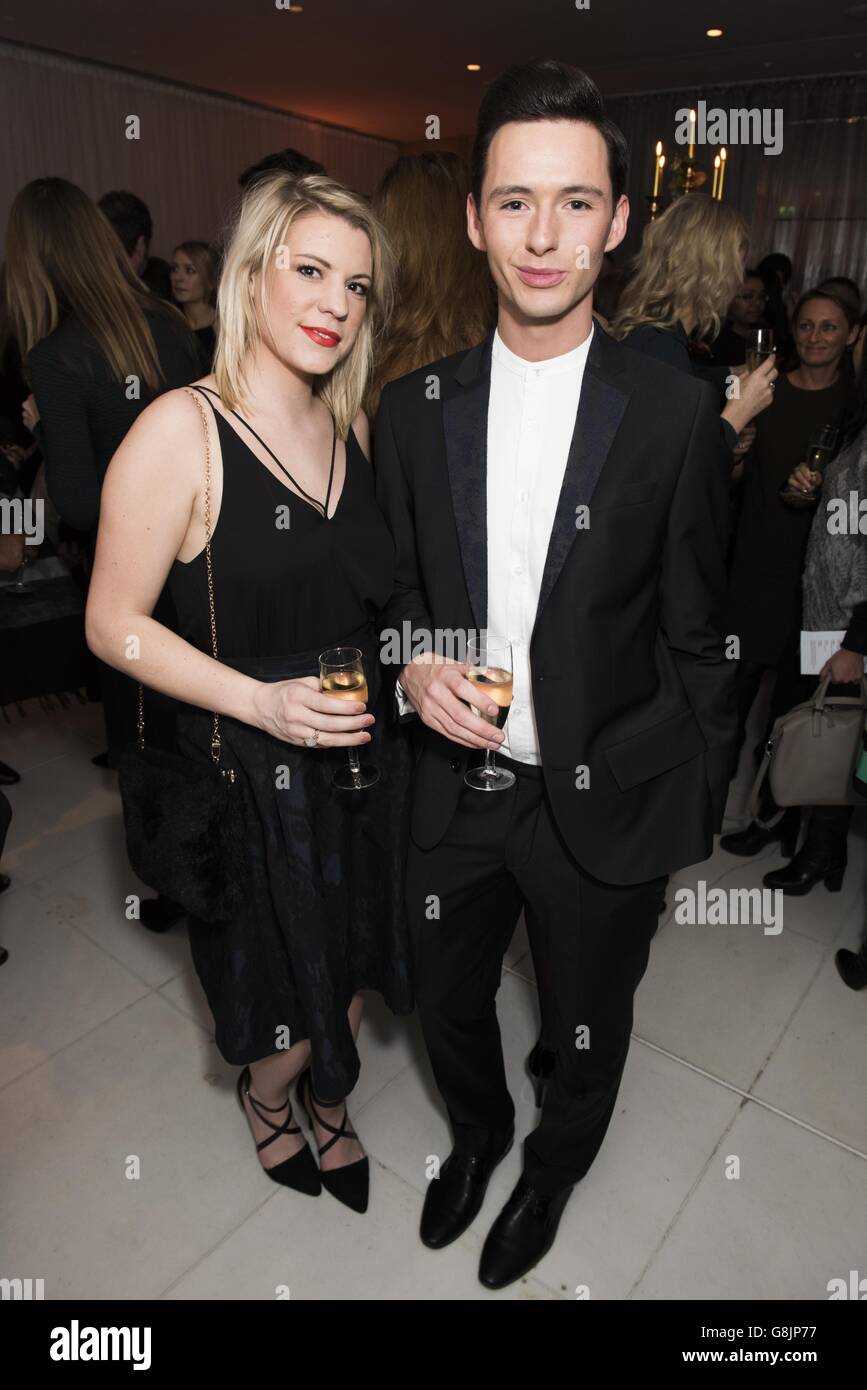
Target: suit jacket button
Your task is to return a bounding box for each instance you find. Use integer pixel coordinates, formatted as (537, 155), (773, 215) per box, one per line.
(450, 758), (461, 772)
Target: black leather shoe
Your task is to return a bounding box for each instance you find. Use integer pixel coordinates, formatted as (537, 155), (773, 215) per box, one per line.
(720, 807), (800, 859)
(479, 1175), (573, 1289)
(835, 943), (867, 990)
(420, 1127), (514, 1249)
(762, 847), (845, 896)
(139, 896), (186, 932)
(526, 1036), (555, 1109)
(0, 760), (20, 785)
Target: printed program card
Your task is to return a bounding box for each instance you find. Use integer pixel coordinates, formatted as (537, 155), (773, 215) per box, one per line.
(800, 630), (867, 674)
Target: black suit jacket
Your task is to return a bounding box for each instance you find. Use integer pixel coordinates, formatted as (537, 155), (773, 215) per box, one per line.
(374, 324), (737, 883)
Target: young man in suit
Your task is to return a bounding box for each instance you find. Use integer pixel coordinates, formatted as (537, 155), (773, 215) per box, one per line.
(374, 59), (737, 1289)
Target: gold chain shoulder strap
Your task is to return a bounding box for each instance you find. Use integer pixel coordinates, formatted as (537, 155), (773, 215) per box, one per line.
(135, 386), (230, 775)
(186, 387), (223, 766)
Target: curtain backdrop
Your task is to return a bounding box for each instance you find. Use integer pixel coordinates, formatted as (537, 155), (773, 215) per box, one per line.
(0, 41), (400, 261)
(2, 45), (864, 296)
(607, 73), (867, 294)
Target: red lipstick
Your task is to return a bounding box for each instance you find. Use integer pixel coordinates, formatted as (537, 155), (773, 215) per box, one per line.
(300, 325), (342, 347)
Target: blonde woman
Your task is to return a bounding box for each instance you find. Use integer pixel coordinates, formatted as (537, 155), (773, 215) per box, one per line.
(86, 173), (413, 1212)
(609, 193), (778, 453)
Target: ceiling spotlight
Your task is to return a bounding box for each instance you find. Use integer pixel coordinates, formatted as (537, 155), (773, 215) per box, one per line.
(706, 27), (723, 37)
(466, 63), (481, 71)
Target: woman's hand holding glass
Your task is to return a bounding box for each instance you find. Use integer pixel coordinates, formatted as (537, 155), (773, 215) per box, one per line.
(786, 461), (822, 497)
(251, 676), (375, 748)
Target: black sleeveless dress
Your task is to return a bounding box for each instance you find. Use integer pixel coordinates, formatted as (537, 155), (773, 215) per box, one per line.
(167, 393), (414, 1101)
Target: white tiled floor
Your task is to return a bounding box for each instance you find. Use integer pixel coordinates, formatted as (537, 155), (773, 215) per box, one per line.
(1, 696), (865, 1300)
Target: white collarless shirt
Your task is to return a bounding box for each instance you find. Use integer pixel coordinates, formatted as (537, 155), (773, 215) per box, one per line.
(486, 322), (593, 763)
(395, 322), (594, 765)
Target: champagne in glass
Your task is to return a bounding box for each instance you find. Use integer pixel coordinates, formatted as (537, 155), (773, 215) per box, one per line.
(319, 646), (379, 790)
(805, 423), (838, 474)
(464, 636), (516, 792)
(745, 326), (774, 373)
(779, 423), (839, 506)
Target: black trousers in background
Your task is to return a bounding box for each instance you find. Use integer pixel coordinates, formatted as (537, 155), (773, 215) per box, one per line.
(0, 788), (10, 863)
(406, 756), (667, 1195)
(732, 631), (805, 786)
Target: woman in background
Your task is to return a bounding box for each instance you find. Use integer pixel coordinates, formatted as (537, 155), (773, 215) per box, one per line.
(726, 333), (866, 887)
(722, 286), (860, 856)
(171, 240), (220, 366)
(609, 194), (777, 454)
(365, 151), (495, 417)
(709, 268), (774, 369)
(4, 178), (202, 927)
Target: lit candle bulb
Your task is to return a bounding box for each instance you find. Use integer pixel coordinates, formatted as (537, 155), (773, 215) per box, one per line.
(712, 154), (721, 199)
(688, 108), (696, 159)
(718, 146), (727, 200)
(652, 141), (663, 197)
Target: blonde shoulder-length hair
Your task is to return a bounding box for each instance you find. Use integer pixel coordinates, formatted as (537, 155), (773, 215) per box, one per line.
(215, 173), (394, 437)
(609, 193), (748, 344)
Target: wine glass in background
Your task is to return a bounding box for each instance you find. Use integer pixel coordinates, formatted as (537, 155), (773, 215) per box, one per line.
(779, 423), (839, 507)
(745, 326), (774, 373)
(319, 646), (379, 790)
(6, 544), (34, 597)
(464, 635), (515, 792)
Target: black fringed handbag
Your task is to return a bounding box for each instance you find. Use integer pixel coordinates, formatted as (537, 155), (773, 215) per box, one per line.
(117, 388), (248, 924)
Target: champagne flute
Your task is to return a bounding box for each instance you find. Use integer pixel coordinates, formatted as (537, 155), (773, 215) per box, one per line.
(319, 646), (379, 790)
(7, 544), (33, 597)
(745, 326), (774, 373)
(464, 635), (516, 792)
(779, 423), (839, 506)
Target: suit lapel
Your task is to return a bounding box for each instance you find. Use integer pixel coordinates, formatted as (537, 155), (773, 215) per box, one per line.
(535, 325), (631, 619)
(442, 332), (494, 631)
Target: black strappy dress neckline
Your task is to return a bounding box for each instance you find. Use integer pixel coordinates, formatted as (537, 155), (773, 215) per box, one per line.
(193, 384), (341, 521)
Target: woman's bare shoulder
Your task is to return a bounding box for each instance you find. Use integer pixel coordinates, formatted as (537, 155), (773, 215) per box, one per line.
(116, 381), (215, 463)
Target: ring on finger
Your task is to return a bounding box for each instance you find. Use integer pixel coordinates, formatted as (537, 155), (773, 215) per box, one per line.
(303, 729), (321, 748)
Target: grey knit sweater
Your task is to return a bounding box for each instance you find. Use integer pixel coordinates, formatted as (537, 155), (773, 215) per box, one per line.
(802, 427), (867, 632)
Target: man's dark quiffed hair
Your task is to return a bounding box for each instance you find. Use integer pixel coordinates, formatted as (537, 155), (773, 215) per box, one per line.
(238, 148), (326, 190)
(98, 190), (153, 255)
(470, 58), (629, 211)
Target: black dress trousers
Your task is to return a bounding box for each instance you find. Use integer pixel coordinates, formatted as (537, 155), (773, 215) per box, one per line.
(406, 757), (667, 1195)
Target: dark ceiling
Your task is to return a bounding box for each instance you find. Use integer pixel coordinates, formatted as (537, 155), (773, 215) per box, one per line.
(1, 0), (866, 141)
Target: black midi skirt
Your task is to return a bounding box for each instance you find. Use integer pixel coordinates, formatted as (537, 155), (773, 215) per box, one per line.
(175, 622), (415, 1101)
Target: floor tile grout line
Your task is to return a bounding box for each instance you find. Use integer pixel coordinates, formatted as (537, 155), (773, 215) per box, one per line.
(745, 897), (858, 1093)
(154, 1153), (561, 1301)
(0, 742), (105, 778)
(504, 959), (867, 1158)
(625, 1101), (746, 1299)
(631, 1034), (867, 1161)
(0, 989), (155, 1097)
(63, 913), (190, 995)
(156, 1189), (278, 1300)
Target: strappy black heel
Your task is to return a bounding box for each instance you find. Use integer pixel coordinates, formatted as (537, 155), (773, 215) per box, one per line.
(236, 1065), (321, 1196)
(296, 1067), (369, 1213)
